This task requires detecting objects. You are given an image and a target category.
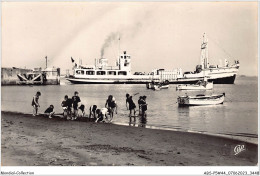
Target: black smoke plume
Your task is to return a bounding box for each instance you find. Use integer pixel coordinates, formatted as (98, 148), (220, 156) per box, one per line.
(100, 32), (120, 58)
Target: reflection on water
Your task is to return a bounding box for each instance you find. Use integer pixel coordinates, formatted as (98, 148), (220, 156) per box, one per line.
(139, 116), (147, 127)
(128, 114), (147, 128)
(1, 76), (258, 143)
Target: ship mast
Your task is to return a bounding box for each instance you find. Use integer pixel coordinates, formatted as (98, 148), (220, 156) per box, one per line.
(118, 36), (120, 56)
(200, 33), (209, 69)
(117, 35), (121, 67)
(45, 56), (48, 68)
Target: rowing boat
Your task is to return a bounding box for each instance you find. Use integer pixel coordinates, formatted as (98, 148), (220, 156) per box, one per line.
(177, 93), (225, 106)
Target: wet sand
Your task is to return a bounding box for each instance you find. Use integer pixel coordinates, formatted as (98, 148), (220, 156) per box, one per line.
(1, 111), (258, 166)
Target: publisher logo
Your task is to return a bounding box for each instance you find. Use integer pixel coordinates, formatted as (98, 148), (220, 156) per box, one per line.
(234, 144), (246, 155)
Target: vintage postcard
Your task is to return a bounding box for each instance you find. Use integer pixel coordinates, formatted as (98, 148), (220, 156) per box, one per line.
(1, 1), (258, 175)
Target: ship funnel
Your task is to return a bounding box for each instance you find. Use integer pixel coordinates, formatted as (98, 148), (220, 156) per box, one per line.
(124, 51), (127, 54)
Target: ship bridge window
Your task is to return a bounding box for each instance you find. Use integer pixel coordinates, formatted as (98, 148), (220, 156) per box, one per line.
(118, 71), (127, 75)
(80, 70), (85, 75)
(76, 70), (81, 75)
(108, 71), (117, 75)
(86, 71), (95, 75)
(97, 71), (106, 75)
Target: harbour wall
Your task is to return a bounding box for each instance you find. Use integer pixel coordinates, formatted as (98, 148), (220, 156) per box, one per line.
(1, 67), (32, 85)
(1, 67), (60, 85)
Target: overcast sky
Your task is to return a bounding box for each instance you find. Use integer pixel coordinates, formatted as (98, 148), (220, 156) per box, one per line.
(2, 2), (258, 76)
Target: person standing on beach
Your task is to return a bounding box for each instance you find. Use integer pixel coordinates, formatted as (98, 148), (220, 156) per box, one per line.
(32, 91), (41, 116)
(126, 94), (136, 118)
(72, 91), (81, 120)
(105, 95), (117, 119)
(61, 95), (72, 119)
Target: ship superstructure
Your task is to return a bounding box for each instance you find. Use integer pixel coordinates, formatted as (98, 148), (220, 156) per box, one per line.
(67, 51), (167, 84)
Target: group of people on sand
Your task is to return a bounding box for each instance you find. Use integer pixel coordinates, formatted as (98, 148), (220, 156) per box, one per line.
(32, 91), (147, 122)
(60, 91), (86, 120)
(60, 92), (118, 122)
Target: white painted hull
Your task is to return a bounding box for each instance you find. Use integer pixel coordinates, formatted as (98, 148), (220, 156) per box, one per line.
(146, 82), (169, 90)
(67, 78), (116, 83)
(160, 85), (169, 89)
(153, 85), (161, 91)
(176, 82), (213, 90)
(67, 72), (238, 84)
(178, 93), (225, 106)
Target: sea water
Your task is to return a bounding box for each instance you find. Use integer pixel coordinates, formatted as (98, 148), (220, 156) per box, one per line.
(1, 76), (258, 143)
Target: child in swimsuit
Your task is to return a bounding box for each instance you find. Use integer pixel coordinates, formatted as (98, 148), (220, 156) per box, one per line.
(78, 104), (85, 117)
(140, 96), (148, 118)
(126, 94), (136, 118)
(105, 95), (117, 119)
(89, 105), (97, 119)
(61, 95), (72, 119)
(138, 96), (143, 115)
(95, 108), (108, 123)
(44, 105), (55, 118)
(72, 91), (81, 120)
(32, 91), (41, 116)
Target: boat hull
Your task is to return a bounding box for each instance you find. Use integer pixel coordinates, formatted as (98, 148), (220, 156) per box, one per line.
(146, 82), (169, 90)
(67, 75), (236, 84)
(176, 82), (213, 90)
(67, 78), (117, 84)
(176, 75), (236, 84)
(160, 85), (169, 89)
(178, 94), (225, 106)
(208, 75), (236, 84)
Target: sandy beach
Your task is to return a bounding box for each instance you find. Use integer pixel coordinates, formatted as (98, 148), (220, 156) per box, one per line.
(1, 111), (258, 166)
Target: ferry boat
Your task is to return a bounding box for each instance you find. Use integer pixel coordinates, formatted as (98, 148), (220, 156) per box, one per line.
(67, 51), (157, 84)
(67, 34), (239, 84)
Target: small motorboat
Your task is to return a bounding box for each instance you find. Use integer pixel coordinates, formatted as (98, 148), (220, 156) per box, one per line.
(153, 84), (161, 91)
(146, 80), (169, 90)
(176, 80), (213, 90)
(177, 93), (225, 106)
(159, 80), (169, 89)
